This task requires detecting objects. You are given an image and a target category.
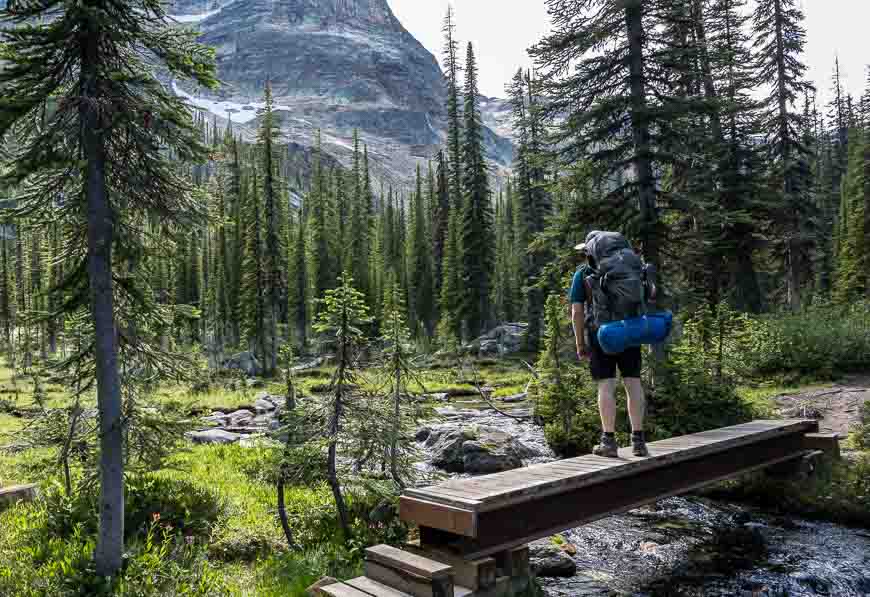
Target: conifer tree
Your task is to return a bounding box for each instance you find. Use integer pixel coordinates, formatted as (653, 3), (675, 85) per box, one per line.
(408, 165), (435, 336)
(460, 42), (495, 337)
(313, 272), (372, 541)
(0, 232), (11, 350)
(380, 281), (417, 489)
(259, 81), (283, 375)
(242, 172), (267, 369)
(0, 0), (216, 574)
(752, 0), (815, 310)
(289, 213), (309, 349)
(530, 0), (662, 281)
(439, 202), (462, 344)
(349, 131), (371, 301)
(308, 131), (336, 306)
(432, 151), (450, 297)
(507, 69), (551, 347)
(834, 126), (868, 301)
(442, 7), (463, 211)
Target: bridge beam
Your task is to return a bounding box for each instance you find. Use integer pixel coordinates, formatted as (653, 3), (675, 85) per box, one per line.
(418, 431), (812, 559)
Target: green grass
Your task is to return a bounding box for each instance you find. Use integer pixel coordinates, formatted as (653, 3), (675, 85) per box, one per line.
(0, 441), (365, 596)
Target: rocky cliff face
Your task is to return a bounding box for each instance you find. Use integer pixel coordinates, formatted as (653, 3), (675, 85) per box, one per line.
(170, 0), (512, 185)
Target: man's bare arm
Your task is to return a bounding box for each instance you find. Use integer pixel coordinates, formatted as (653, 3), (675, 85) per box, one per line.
(572, 302), (588, 359)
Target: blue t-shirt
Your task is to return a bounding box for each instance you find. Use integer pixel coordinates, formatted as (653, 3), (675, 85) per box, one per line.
(569, 266), (588, 304)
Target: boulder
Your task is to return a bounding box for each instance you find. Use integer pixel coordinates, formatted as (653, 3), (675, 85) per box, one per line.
(530, 545), (577, 578)
(501, 392), (528, 403)
(187, 429), (243, 444)
(227, 409), (254, 426)
(428, 425), (533, 474)
(415, 427), (433, 442)
(254, 397), (278, 414)
(462, 441), (522, 474)
(466, 323), (528, 356)
(201, 413), (228, 426)
(221, 351), (262, 376)
(430, 429), (475, 473)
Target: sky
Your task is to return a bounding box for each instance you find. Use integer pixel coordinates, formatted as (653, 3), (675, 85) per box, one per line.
(387, 0), (869, 106)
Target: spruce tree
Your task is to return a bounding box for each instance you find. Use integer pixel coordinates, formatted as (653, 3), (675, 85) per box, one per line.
(439, 203), (462, 344)
(408, 165), (435, 336)
(313, 271), (372, 541)
(834, 126), (868, 301)
(289, 213), (309, 349)
(442, 7), (463, 212)
(460, 42), (495, 338)
(258, 81), (283, 375)
(308, 131), (336, 305)
(752, 0), (815, 310)
(530, 0), (663, 279)
(0, 0), (216, 574)
(380, 281), (417, 489)
(432, 151), (450, 297)
(241, 171), (267, 369)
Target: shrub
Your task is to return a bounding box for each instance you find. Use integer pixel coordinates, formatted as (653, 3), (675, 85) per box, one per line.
(42, 473), (224, 543)
(646, 351), (755, 440)
(534, 366), (630, 457)
(0, 502), (227, 596)
(852, 401), (870, 450)
(702, 453), (870, 528)
(744, 299), (870, 380)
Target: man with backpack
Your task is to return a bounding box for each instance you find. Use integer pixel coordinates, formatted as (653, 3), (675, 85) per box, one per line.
(569, 231), (653, 458)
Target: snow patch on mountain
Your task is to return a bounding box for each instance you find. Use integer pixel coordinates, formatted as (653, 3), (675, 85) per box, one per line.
(172, 81), (294, 124)
(169, 9), (221, 23)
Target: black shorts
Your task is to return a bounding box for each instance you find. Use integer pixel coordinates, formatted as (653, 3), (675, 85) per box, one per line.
(588, 327), (642, 380)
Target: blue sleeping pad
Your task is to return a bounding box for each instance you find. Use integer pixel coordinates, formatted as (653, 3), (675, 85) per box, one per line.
(597, 311), (674, 355)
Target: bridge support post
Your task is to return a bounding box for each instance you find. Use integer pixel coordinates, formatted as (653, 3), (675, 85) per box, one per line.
(404, 540), (534, 597)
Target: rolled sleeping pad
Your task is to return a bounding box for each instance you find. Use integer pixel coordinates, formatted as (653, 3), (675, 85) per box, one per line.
(597, 311), (674, 355)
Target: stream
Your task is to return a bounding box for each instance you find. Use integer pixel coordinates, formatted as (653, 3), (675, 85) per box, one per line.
(413, 404), (870, 597)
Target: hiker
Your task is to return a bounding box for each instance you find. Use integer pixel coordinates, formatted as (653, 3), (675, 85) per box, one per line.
(569, 231), (652, 458)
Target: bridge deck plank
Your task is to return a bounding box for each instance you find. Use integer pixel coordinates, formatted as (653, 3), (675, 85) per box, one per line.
(406, 420), (815, 514)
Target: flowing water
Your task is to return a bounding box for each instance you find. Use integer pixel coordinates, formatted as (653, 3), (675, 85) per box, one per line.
(415, 405), (870, 597)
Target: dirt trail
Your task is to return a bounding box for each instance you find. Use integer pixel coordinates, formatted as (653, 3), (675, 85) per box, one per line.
(771, 375), (870, 437)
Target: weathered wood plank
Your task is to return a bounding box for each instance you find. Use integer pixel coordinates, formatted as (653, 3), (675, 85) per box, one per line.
(345, 577), (415, 597)
(366, 545), (453, 580)
(406, 420), (817, 515)
(400, 497), (477, 538)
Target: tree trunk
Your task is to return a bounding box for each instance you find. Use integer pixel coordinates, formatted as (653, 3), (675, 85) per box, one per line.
(327, 328), (351, 541)
(389, 359), (404, 490)
(624, 0), (659, 273)
(772, 0), (801, 312)
(82, 28), (125, 576)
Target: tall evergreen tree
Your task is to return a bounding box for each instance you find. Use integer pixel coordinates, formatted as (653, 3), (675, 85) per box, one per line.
(289, 212), (309, 349)
(242, 171), (267, 368)
(531, 0), (664, 281)
(752, 0), (815, 310)
(258, 81), (283, 376)
(442, 7), (464, 211)
(0, 0), (216, 574)
(834, 126), (868, 301)
(432, 151), (451, 299)
(460, 42), (495, 338)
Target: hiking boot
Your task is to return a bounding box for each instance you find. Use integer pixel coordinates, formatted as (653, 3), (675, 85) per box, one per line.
(632, 435), (650, 457)
(592, 434), (619, 458)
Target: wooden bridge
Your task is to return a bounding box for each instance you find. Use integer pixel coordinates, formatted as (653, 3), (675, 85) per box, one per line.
(315, 419), (840, 597)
